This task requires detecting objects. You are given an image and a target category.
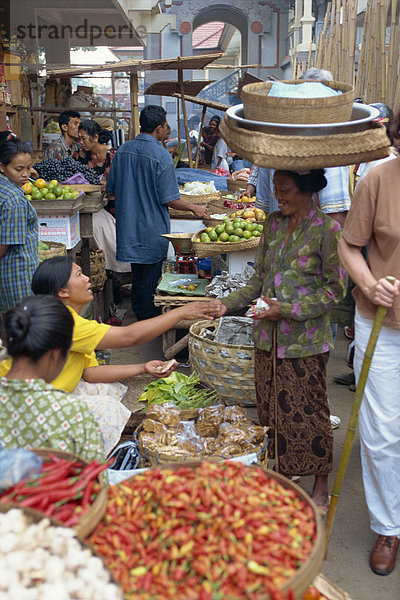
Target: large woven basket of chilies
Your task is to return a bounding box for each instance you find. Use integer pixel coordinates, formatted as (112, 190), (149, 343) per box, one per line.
(88, 460), (324, 600)
(0, 448), (109, 539)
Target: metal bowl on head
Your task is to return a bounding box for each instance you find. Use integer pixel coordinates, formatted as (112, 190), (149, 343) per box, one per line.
(161, 233), (193, 255)
(226, 102), (380, 136)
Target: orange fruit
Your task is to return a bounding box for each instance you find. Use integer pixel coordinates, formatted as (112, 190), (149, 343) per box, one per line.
(35, 178), (47, 189)
(22, 182), (33, 194)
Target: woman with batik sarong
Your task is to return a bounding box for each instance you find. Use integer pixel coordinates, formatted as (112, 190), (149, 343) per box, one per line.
(212, 169), (347, 513)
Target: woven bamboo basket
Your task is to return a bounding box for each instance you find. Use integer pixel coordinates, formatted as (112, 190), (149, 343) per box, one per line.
(38, 241), (66, 263)
(202, 216), (230, 228)
(135, 421), (268, 467)
(124, 462), (323, 600)
(220, 114), (391, 170)
(203, 215), (265, 229)
(191, 228), (260, 259)
(242, 80), (355, 124)
(227, 178), (248, 192)
(180, 192), (220, 204)
(0, 504), (123, 594)
(31, 448), (108, 540)
(189, 319), (257, 407)
(76, 249), (106, 292)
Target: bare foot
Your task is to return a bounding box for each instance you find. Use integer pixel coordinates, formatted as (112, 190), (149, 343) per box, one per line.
(311, 475), (329, 509)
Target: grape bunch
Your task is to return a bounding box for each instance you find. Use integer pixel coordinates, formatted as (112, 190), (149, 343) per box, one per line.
(33, 157), (101, 185)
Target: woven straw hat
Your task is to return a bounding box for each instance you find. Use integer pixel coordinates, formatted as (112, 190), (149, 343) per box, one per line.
(220, 113), (391, 170)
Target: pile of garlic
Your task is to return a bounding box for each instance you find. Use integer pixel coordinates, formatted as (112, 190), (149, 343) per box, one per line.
(0, 509), (123, 600)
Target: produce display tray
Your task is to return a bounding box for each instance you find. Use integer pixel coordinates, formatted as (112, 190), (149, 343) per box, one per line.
(31, 193), (85, 215)
(68, 184), (102, 193)
(157, 273), (208, 296)
(80, 193), (108, 213)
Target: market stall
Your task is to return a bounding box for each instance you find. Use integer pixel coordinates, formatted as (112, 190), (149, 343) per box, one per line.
(0, 446), (353, 600)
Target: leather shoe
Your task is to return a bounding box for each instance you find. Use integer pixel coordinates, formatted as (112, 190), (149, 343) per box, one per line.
(369, 535), (400, 575)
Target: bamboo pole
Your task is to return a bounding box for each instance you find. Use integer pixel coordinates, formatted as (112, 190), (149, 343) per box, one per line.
(387, 0), (398, 103)
(341, 0), (349, 82)
(378, 0), (387, 103)
(355, 0), (371, 99)
(194, 104), (207, 169)
(178, 68), (192, 168)
(111, 72), (116, 127)
(176, 97), (181, 142)
(347, 0), (358, 86)
(315, 2), (329, 70)
(325, 276), (396, 552)
(129, 72), (140, 139)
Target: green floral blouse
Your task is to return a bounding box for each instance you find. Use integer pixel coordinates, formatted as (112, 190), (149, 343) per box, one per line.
(0, 377), (105, 462)
(222, 206), (347, 358)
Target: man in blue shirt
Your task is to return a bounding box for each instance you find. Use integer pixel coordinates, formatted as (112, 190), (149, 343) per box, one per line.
(106, 105), (207, 320)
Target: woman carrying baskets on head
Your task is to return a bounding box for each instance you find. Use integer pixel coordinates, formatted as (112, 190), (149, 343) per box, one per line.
(0, 295), (104, 461)
(211, 169), (347, 513)
(0, 133), (38, 314)
(0, 256), (217, 454)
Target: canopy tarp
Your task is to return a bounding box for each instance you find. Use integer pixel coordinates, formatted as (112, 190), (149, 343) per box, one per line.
(47, 53), (225, 78)
(145, 81), (213, 97)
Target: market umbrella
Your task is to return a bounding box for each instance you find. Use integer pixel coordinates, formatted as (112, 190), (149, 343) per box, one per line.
(324, 277), (395, 552)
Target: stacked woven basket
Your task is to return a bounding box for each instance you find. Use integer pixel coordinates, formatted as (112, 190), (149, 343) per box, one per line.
(221, 80), (391, 170)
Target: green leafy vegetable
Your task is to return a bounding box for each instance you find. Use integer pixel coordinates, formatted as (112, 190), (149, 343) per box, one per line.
(138, 372), (218, 409)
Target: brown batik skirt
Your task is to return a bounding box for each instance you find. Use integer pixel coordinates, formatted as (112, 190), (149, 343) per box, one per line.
(254, 346), (333, 478)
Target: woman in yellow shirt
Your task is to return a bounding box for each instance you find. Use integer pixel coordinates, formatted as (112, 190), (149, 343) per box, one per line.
(0, 256), (216, 453)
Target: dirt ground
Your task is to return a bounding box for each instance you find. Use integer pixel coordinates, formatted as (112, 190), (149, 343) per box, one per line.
(110, 302), (399, 600)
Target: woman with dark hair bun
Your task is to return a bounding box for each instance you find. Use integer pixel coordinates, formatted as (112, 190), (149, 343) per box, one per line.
(0, 295), (104, 461)
(75, 119), (115, 191)
(211, 169), (347, 514)
(0, 133), (38, 313)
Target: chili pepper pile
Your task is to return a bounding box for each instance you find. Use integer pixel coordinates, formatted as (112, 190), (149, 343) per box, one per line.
(0, 454), (108, 527)
(89, 461), (317, 600)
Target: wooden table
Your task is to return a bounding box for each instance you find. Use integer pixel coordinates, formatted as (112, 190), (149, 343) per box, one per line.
(153, 294), (211, 359)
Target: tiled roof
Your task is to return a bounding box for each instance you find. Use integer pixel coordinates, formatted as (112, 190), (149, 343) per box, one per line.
(192, 22), (225, 49)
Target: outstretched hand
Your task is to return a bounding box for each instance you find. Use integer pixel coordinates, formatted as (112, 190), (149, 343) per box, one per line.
(178, 300), (224, 321)
(145, 360), (177, 378)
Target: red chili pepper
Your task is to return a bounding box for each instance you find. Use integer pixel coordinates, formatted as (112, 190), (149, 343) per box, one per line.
(82, 479), (95, 510)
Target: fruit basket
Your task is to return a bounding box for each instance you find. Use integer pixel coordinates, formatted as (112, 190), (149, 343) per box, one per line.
(227, 177), (248, 192)
(191, 227), (261, 259)
(180, 192), (220, 204)
(38, 240), (67, 263)
(89, 461), (324, 600)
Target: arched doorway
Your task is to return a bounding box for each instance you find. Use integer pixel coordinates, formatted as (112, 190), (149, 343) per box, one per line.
(193, 5), (248, 64)
(192, 21), (242, 65)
